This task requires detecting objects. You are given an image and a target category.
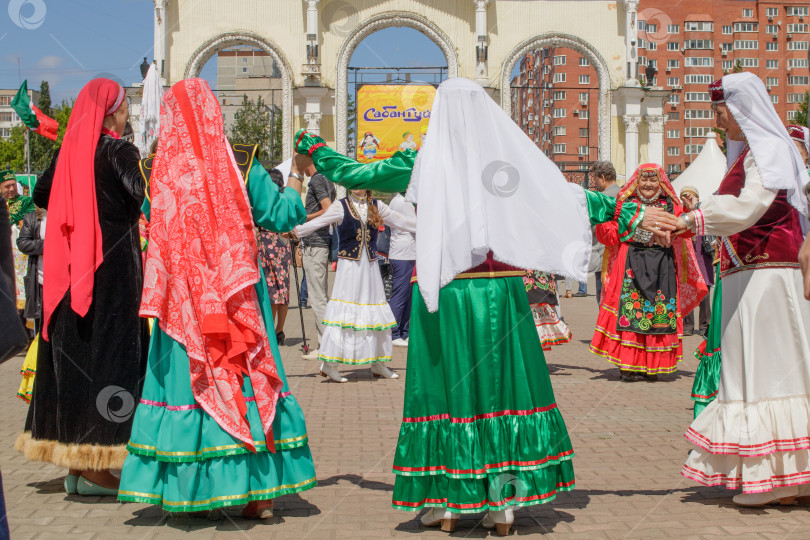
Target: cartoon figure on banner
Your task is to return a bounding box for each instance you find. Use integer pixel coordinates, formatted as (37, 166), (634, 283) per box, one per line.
(399, 132), (417, 152)
(419, 125), (427, 149)
(360, 132), (380, 160)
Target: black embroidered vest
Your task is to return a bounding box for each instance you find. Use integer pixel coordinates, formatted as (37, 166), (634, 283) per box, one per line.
(336, 198), (379, 261)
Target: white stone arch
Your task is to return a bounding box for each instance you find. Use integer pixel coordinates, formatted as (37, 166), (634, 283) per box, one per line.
(501, 33), (612, 161)
(334, 11), (459, 155)
(185, 32), (294, 158)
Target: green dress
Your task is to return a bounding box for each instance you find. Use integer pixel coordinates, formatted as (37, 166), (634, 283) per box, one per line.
(295, 130), (645, 512)
(118, 158), (316, 512)
(690, 265), (722, 419)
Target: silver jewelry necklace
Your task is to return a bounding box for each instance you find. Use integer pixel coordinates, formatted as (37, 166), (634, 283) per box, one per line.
(637, 187), (662, 205)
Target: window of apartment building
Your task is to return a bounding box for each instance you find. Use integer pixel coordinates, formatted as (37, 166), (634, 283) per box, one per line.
(668, 94), (680, 105)
(787, 6), (809, 16)
(579, 127), (588, 137)
(788, 93), (807, 103)
(739, 58), (759, 67)
(734, 40), (758, 50)
(686, 92), (711, 102)
(0, 97), (10, 106)
(646, 24), (657, 33)
(742, 8), (754, 18)
(553, 72), (566, 83)
(767, 24), (779, 34)
(667, 77), (680, 87)
(788, 111), (799, 120)
(722, 60), (734, 70)
(578, 146), (589, 156)
(579, 57), (590, 67)
(788, 41), (810, 50)
(527, 125), (534, 134)
(766, 7), (779, 17)
(685, 57), (714, 67)
(578, 92), (589, 103)
(579, 74), (591, 84)
(685, 22), (714, 32)
(0, 128), (10, 138)
(686, 144), (704, 154)
(579, 110), (590, 119)
(771, 95), (779, 104)
(685, 109), (713, 120)
(766, 77), (779, 87)
(527, 113), (534, 121)
(668, 164), (682, 174)
(766, 42), (779, 51)
(553, 143), (566, 154)
(789, 76), (810, 85)
(667, 129), (680, 138)
(554, 126), (566, 136)
(553, 108), (566, 118)
(721, 42), (733, 52)
(667, 24), (680, 34)
(787, 24), (809, 33)
(667, 112), (680, 121)
(687, 127), (711, 137)
(667, 147), (680, 157)
(647, 59), (658, 69)
(0, 112), (13, 122)
(767, 59), (779, 69)
(789, 58), (809, 68)
(734, 22), (758, 32)
(554, 55), (566, 65)
(647, 41), (658, 51)
(667, 42), (680, 51)
(553, 90), (566, 101)
(638, 20), (647, 31)
(722, 25), (733, 35)
(667, 59), (680, 69)
(685, 74), (713, 84)
(684, 39), (714, 49)
(638, 55), (647, 66)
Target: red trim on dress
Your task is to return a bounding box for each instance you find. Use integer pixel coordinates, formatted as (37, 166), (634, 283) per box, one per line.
(393, 449), (574, 475)
(402, 403), (558, 424)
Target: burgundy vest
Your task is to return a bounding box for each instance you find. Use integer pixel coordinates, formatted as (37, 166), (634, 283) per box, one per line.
(411, 252), (524, 283)
(717, 148), (803, 277)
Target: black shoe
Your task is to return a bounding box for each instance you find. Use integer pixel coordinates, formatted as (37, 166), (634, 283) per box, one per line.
(276, 331), (285, 346)
(300, 303), (309, 309)
(683, 329), (694, 337)
(572, 292), (587, 298)
(642, 373), (659, 382)
(620, 370), (639, 382)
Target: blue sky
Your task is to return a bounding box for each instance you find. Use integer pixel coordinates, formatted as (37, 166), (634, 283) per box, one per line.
(1, 1), (446, 103)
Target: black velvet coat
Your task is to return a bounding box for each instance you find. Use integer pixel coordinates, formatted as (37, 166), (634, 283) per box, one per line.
(16, 212), (43, 320)
(26, 135), (149, 447)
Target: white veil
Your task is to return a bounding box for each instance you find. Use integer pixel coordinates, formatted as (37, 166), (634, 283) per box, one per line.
(406, 78), (592, 313)
(721, 72), (810, 216)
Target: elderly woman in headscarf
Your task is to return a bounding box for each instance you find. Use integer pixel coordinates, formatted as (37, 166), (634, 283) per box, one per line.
(292, 78), (677, 535)
(590, 164), (707, 381)
(678, 73), (810, 507)
(15, 79), (150, 495)
(117, 79), (315, 519)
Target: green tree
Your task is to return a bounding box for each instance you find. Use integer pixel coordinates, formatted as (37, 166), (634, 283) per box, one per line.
(795, 91), (808, 127)
(0, 94), (72, 175)
(29, 80), (56, 172)
(229, 95), (273, 161)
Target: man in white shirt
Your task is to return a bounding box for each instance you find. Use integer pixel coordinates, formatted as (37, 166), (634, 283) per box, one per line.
(387, 193), (416, 346)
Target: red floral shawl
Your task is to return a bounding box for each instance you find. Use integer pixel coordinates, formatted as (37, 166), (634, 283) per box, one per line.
(598, 163), (707, 315)
(42, 78), (124, 339)
(140, 79), (282, 451)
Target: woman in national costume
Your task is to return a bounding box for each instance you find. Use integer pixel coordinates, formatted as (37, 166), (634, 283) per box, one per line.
(117, 79), (315, 518)
(523, 271), (571, 350)
(294, 189), (415, 383)
(590, 164), (707, 381)
(15, 79), (149, 495)
(293, 78), (675, 535)
(679, 73), (810, 506)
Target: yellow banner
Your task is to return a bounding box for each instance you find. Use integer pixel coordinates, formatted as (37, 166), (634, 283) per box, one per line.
(356, 84), (436, 163)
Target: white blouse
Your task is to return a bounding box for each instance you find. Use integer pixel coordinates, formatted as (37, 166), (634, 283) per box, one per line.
(295, 196), (416, 239)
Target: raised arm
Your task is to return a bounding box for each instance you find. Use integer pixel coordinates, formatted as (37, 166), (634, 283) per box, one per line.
(108, 139), (146, 203)
(34, 150), (60, 209)
(246, 157), (307, 232)
(16, 215), (43, 256)
(376, 200), (416, 233)
(295, 129), (416, 193)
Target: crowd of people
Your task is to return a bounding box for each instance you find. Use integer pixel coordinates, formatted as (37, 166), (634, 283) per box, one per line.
(2, 70), (810, 534)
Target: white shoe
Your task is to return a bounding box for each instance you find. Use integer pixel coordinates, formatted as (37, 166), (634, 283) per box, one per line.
(392, 338), (409, 347)
(370, 362), (399, 379)
(301, 348), (319, 360)
(732, 486), (798, 507)
(482, 507), (514, 536)
(420, 507), (459, 532)
(319, 362), (347, 383)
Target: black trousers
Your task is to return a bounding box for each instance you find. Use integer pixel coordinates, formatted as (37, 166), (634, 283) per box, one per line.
(683, 294), (711, 332)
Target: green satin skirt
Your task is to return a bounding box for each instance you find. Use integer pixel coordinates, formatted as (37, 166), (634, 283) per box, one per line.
(691, 267), (722, 419)
(118, 271), (316, 512)
(392, 277), (575, 514)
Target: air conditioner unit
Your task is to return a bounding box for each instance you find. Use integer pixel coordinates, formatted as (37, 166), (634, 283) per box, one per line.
(788, 33), (793, 40)
(580, 99), (588, 106)
(721, 50), (728, 56)
(543, 100), (550, 108)
(666, 67), (671, 72)
(769, 16), (774, 22)
(800, 16), (805, 21)
(573, 110), (579, 116)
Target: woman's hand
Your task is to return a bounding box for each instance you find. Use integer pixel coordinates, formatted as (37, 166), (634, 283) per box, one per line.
(639, 206), (677, 246)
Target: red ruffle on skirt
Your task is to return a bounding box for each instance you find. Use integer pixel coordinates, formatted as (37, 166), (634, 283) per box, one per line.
(590, 305), (682, 374)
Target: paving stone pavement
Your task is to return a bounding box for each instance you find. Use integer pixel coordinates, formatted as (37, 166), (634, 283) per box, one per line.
(3, 277), (810, 539)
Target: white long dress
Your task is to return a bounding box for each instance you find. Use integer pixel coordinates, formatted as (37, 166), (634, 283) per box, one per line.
(682, 152), (810, 493)
(295, 197), (416, 365)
